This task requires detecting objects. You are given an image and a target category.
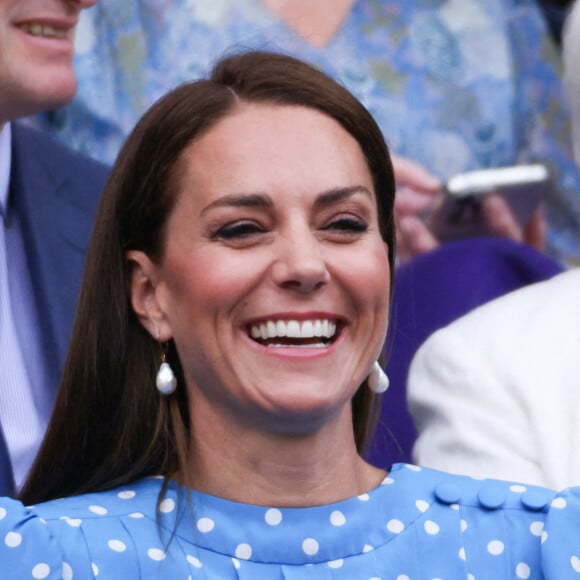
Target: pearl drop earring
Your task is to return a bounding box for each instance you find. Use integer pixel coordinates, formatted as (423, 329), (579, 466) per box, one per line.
(368, 361), (389, 394)
(156, 345), (177, 395)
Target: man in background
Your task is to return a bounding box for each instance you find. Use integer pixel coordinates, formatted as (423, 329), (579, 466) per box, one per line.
(0, 0), (108, 492)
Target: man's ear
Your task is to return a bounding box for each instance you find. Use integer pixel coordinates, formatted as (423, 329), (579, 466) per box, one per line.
(126, 250), (173, 341)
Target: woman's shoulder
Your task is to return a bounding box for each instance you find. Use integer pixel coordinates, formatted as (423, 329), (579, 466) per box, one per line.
(26, 476), (166, 522)
(388, 462), (580, 538)
(385, 464), (580, 577)
(389, 462), (563, 511)
(0, 477), (167, 579)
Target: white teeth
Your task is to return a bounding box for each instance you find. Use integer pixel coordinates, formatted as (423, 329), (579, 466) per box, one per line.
(276, 320), (285, 336)
(249, 319), (338, 341)
(313, 320), (322, 336)
(19, 23), (68, 39)
(301, 321), (314, 338)
(286, 321), (300, 338)
(267, 342), (327, 349)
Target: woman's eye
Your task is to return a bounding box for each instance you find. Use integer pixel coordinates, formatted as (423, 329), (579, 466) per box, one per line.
(324, 217), (368, 234)
(212, 221), (264, 240)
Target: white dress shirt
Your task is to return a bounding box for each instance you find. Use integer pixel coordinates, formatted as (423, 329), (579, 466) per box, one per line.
(0, 123), (50, 488)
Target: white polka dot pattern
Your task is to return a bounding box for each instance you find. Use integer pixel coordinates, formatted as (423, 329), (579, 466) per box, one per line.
(551, 497), (567, 509)
(147, 548), (165, 561)
(265, 508), (282, 526)
(424, 520), (440, 535)
(235, 543), (252, 560)
(196, 517), (215, 533)
(158, 498), (175, 513)
(31, 563), (50, 579)
(488, 540), (505, 555)
(516, 562), (531, 578)
(302, 538), (319, 556)
(330, 510), (346, 527)
(416, 499), (430, 512)
(0, 465), (576, 577)
(186, 554), (202, 568)
(530, 521), (544, 536)
(108, 539), (126, 552)
(387, 519), (405, 534)
(5, 531), (22, 547)
(62, 562), (73, 580)
(88, 505), (107, 516)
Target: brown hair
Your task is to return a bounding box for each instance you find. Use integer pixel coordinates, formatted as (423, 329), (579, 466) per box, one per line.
(20, 50), (396, 504)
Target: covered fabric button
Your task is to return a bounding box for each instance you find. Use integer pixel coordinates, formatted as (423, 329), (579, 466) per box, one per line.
(477, 485), (506, 510)
(434, 483), (462, 505)
(520, 488), (553, 511)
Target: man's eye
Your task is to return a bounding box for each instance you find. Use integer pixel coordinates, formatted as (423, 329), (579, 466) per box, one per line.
(212, 221), (264, 239)
(324, 217), (368, 233)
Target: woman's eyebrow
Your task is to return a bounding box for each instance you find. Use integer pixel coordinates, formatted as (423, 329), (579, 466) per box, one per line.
(314, 185), (373, 208)
(200, 185), (372, 216)
(200, 193), (274, 216)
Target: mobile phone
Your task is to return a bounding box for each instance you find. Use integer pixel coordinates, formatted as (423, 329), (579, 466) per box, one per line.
(427, 164), (550, 242)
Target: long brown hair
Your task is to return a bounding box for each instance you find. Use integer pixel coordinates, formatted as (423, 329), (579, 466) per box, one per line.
(20, 50), (396, 504)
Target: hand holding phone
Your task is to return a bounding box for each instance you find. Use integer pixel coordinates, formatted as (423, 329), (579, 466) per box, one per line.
(426, 164), (550, 243)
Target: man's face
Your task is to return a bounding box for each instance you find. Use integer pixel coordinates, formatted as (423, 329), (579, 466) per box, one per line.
(0, 0), (97, 125)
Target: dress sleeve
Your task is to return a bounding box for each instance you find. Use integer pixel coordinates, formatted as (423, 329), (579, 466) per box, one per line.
(542, 487), (580, 578)
(0, 497), (65, 579)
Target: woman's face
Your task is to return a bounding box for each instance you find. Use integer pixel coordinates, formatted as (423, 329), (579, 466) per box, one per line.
(145, 103), (390, 435)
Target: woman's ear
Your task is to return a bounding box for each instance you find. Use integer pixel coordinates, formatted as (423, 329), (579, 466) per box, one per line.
(126, 250), (173, 341)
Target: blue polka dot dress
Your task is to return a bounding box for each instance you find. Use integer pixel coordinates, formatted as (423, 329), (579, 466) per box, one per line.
(0, 463), (579, 578)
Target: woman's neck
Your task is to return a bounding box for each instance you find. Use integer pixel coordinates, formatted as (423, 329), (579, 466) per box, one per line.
(182, 402), (386, 506)
(261, 0), (356, 48)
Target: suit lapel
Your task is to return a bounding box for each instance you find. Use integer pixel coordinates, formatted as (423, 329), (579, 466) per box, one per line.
(10, 124), (106, 398)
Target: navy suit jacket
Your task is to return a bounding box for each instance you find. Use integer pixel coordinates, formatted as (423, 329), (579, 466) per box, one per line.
(0, 124), (109, 494)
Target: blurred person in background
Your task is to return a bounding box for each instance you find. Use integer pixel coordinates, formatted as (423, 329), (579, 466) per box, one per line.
(407, 0), (580, 490)
(36, 0), (580, 266)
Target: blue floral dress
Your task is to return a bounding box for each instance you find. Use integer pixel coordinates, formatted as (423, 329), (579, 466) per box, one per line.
(35, 0), (580, 266)
(0, 463), (579, 578)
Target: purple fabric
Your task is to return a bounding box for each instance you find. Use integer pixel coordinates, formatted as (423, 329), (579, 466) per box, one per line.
(365, 237), (563, 468)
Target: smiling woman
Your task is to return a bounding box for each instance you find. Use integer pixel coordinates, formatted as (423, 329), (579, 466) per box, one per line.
(22, 48), (396, 501)
(1, 51), (579, 578)
(124, 101), (391, 471)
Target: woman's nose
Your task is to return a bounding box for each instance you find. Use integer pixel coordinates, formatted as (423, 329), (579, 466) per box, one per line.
(271, 233), (330, 293)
